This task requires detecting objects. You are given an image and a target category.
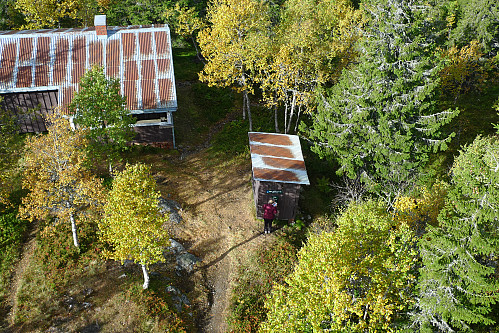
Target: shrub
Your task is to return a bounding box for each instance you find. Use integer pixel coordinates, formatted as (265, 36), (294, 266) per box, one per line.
(439, 41), (489, 100)
(35, 217), (101, 284)
(126, 284), (189, 332)
(228, 237), (297, 332)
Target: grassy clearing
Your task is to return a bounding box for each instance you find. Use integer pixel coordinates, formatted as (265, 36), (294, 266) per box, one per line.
(172, 47), (203, 82)
(173, 44), (236, 148)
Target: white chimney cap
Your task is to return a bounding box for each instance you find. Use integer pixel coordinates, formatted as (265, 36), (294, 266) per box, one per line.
(94, 15), (106, 27)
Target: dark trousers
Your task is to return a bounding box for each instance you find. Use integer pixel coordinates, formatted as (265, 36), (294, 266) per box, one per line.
(264, 218), (273, 232)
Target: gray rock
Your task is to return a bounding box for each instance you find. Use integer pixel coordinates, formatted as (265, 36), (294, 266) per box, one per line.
(167, 238), (186, 255)
(166, 285), (191, 312)
(158, 197), (182, 223)
(176, 253), (201, 273)
(82, 288), (94, 297)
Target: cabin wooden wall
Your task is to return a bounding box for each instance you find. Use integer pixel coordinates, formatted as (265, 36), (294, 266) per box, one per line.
(253, 180), (301, 220)
(132, 125), (174, 148)
(0, 90), (57, 133)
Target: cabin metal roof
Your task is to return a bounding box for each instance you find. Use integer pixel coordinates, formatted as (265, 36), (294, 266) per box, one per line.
(249, 132), (310, 185)
(0, 24), (177, 113)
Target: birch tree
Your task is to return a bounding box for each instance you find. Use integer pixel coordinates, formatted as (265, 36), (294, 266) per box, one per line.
(101, 163), (170, 289)
(411, 135), (499, 332)
(20, 111), (106, 248)
(306, 0), (458, 205)
(15, 0), (103, 29)
(261, 200), (418, 332)
(164, 3), (206, 62)
(198, 0), (271, 131)
(258, 0), (362, 133)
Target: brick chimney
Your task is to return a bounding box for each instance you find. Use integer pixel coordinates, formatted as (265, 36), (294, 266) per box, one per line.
(94, 15), (107, 39)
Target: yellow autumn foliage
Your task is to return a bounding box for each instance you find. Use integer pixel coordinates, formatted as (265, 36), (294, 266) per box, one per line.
(261, 200), (418, 332)
(20, 110), (106, 246)
(15, 0), (98, 29)
(439, 41), (489, 99)
(101, 163), (170, 268)
(393, 181), (449, 233)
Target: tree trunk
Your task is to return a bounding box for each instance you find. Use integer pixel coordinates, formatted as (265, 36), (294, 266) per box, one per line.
(108, 161), (114, 177)
(294, 104), (302, 133)
(244, 90), (253, 131)
(191, 35), (205, 64)
(141, 264), (150, 289)
(284, 100), (288, 134)
(274, 104), (279, 133)
(240, 73), (247, 121)
(286, 91), (297, 134)
(70, 213), (79, 248)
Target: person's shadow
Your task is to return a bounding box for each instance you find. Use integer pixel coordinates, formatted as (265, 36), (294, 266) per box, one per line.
(193, 231), (264, 272)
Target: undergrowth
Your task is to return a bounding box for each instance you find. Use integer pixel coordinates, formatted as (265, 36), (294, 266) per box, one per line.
(126, 284), (191, 332)
(209, 106), (275, 159)
(0, 211), (28, 301)
(11, 216), (191, 332)
(228, 236), (298, 333)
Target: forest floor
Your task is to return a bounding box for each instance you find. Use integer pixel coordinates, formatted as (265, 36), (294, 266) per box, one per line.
(1, 113), (274, 333)
(153, 148), (268, 333)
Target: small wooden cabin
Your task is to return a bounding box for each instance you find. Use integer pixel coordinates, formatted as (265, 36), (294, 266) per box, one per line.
(249, 132), (310, 220)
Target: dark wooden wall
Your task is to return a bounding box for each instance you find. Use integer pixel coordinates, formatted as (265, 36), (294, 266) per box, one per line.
(0, 90), (58, 133)
(132, 125), (174, 148)
(253, 180), (301, 220)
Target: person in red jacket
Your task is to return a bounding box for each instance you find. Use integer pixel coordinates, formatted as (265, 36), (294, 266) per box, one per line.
(263, 199), (278, 234)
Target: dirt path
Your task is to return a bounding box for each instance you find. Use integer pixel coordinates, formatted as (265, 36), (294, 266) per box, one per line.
(155, 151), (267, 333)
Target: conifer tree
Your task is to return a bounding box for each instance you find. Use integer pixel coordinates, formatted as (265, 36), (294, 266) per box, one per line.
(411, 135), (499, 332)
(449, 0), (499, 55)
(306, 0), (458, 205)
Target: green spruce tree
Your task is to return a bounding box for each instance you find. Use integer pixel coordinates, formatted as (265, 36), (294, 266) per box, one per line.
(306, 0), (458, 205)
(411, 135), (499, 332)
(449, 0), (499, 55)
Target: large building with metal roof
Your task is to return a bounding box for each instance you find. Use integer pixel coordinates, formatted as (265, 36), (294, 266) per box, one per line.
(249, 132), (310, 220)
(0, 15), (177, 147)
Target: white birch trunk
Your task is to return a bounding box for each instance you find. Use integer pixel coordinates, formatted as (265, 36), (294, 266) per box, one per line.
(141, 264), (150, 289)
(70, 213), (79, 248)
(245, 91), (253, 131)
(284, 100), (288, 134)
(286, 91), (297, 134)
(294, 105), (302, 133)
(274, 104), (279, 133)
(191, 35), (205, 64)
(241, 72), (246, 120)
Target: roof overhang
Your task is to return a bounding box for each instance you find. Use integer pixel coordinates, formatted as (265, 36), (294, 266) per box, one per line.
(249, 132), (310, 185)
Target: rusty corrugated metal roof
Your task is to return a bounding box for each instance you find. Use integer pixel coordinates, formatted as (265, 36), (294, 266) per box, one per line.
(0, 24), (177, 114)
(249, 132), (310, 185)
